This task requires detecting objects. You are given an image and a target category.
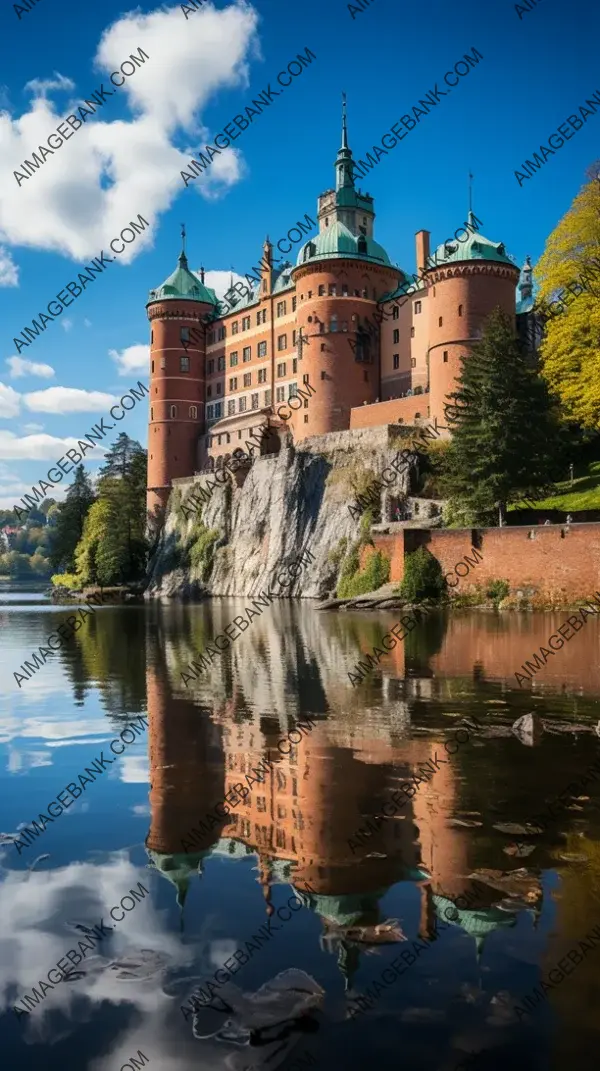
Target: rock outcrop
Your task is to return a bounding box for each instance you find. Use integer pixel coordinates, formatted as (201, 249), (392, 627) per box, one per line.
(145, 429), (416, 601)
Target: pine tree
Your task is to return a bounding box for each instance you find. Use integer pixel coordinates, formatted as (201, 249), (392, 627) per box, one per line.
(443, 308), (566, 525)
(49, 465), (96, 572)
(98, 436), (148, 581)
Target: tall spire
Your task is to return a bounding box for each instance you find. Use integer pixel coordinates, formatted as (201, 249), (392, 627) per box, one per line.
(179, 222), (188, 268)
(335, 92), (355, 192)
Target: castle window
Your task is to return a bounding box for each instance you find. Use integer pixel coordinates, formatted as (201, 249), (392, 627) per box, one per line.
(228, 399), (235, 415)
(321, 343), (326, 351)
(438, 316), (443, 327)
(443, 351), (448, 363)
(242, 316), (250, 331)
(218, 356), (225, 371)
(411, 327), (415, 337)
(277, 300), (287, 317)
(208, 331), (215, 344)
(226, 433), (230, 443)
(354, 289), (360, 296)
(151, 330), (153, 344)
(189, 405), (197, 419)
(458, 304), (463, 316)
(319, 322), (325, 333)
(278, 334), (287, 351)
(218, 326), (226, 341)
(325, 217), (329, 226)
(258, 341), (267, 358)
(207, 404), (214, 419)
(229, 377), (238, 390)
(216, 382), (222, 394)
(393, 354), (399, 369)
(330, 315), (338, 332)
(230, 351), (238, 366)
(277, 362), (286, 377)
(358, 236), (367, 255)
(160, 357), (166, 370)
(342, 321), (348, 332)
(170, 405), (178, 418)
(361, 288), (367, 298)
(292, 297), (297, 312)
(318, 285), (325, 296)
(150, 407), (153, 420)
(303, 373), (310, 383)
(304, 414), (309, 423)
(251, 393), (259, 409)
(207, 386), (212, 398)
(289, 382), (298, 399)
(214, 402), (223, 418)
(293, 358), (298, 373)
(308, 290), (313, 299)
(393, 305), (399, 320)
(415, 301), (422, 314)
(243, 346), (251, 362)
(258, 368), (267, 383)
(243, 373), (251, 387)
(180, 356), (189, 372)
(329, 284), (337, 296)
(239, 396), (247, 412)
(292, 329), (297, 345)
(415, 412), (421, 419)
(265, 389), (272, 405)
(321, 370), (326, 379)
(151, 360), (154, 373)
(342, 284), (348, 296)
(232, 321), (238, 334)
(393, 329), (399, 344)
(411, 358), (416, 368)
(304, 399), (309, 408)
(208, 359), (215, 374)
(276, 386), (285, 402)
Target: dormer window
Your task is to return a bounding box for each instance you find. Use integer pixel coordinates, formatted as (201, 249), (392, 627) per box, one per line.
(357, 235), (367, 255)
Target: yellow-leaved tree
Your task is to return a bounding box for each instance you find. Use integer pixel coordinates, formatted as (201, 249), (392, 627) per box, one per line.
(535, 162), (600, 429)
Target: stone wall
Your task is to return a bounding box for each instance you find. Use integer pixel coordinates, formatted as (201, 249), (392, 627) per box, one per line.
(370, 523), (600, 602)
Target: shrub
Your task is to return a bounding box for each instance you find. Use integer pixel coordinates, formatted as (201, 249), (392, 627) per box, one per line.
(337, 548), (390, 599)
(328, 536), (348, 566)
(398, 547), (446, 602)
(485, 578), (510, 601)
(51, 572), (81, 590)
(188, 525), (220, 580)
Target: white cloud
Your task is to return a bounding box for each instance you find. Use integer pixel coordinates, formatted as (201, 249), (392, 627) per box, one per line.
(0, 246), (18, 286)
(6, 356), (55, 379)
(109, 343), (149, 376)
(0, 3), (261, 266)
(23, 73), (76, 99)
(83, 318), (92, 327)
(60, 318), (73, 332)
(0, 430), (106, 461)
(23, 387), (117, 413)
(0, 382), (21, 417)
(202, 269), (247, 300)
(21, 423), (44, 433)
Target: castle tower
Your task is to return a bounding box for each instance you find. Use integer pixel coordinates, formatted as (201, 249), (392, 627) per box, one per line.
(290, 97), (401, 440)
(146, 228), (217, 517)
(427, 213), (520, 432)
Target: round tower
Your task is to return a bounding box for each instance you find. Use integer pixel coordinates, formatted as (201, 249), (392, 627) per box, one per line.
(146, 232), (217, 518)
(427, 216), (520, 432)
(290, 98), (400, 440)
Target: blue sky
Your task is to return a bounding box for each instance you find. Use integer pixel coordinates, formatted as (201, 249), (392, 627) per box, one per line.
(0, 0), (597, 509)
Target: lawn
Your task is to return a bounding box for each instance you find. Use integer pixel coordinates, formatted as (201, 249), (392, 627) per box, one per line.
(510, 460), (600, 513)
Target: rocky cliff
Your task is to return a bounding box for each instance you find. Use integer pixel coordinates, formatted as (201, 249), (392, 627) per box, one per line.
(145, 427), (417, 601)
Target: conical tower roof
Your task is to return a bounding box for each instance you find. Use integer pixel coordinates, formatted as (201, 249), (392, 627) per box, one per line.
(147, 246), (218, 307)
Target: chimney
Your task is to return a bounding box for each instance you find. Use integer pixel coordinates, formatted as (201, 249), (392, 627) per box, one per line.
(415, 230), (431, 277)
(200, 266), (205, 283)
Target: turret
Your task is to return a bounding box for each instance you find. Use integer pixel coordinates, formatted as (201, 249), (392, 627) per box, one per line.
(146, 227), (217, 517)
(426, 212), (520, 433)
(291, 97), (400, 439)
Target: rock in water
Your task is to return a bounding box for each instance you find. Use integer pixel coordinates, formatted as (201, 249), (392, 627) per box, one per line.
(511, 713), (542, 747)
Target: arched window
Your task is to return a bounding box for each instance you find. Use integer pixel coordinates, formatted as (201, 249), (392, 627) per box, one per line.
(357, 235), (367, 255)
(150, 407), (153, 421)
(170, 405), (178, 418)
(458, 304), (463, 316)
(330, 315), (338, 333)
(189, 405), (197, 419)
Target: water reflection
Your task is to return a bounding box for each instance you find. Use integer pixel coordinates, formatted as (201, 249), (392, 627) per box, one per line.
(1, 598), (600, 1070)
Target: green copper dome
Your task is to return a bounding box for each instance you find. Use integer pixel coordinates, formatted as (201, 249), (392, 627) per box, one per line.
(296, 220), (392, 268)
(429, 211), (516, 269)
(148, 251), (218, 306)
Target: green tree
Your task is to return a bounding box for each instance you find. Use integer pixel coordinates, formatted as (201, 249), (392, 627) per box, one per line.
(50, 466), (96, 572)
(75, 498), (129, 586)
(443, 308), (566, 525)
(399, 547), (446, 602)
(536, 163), (600, 428)
(98, 435), (148, 581)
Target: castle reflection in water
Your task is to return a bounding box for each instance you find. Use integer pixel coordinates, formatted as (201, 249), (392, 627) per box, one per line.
(142, 601), (561, 990)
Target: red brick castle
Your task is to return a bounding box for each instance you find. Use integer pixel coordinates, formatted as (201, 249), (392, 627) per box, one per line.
(146, 102), (533, 515)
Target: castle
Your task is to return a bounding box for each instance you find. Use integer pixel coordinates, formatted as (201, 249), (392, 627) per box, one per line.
(146, 103), (535, 516)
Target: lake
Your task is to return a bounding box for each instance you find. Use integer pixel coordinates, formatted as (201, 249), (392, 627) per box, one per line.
(1, 590), (599, 1071)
